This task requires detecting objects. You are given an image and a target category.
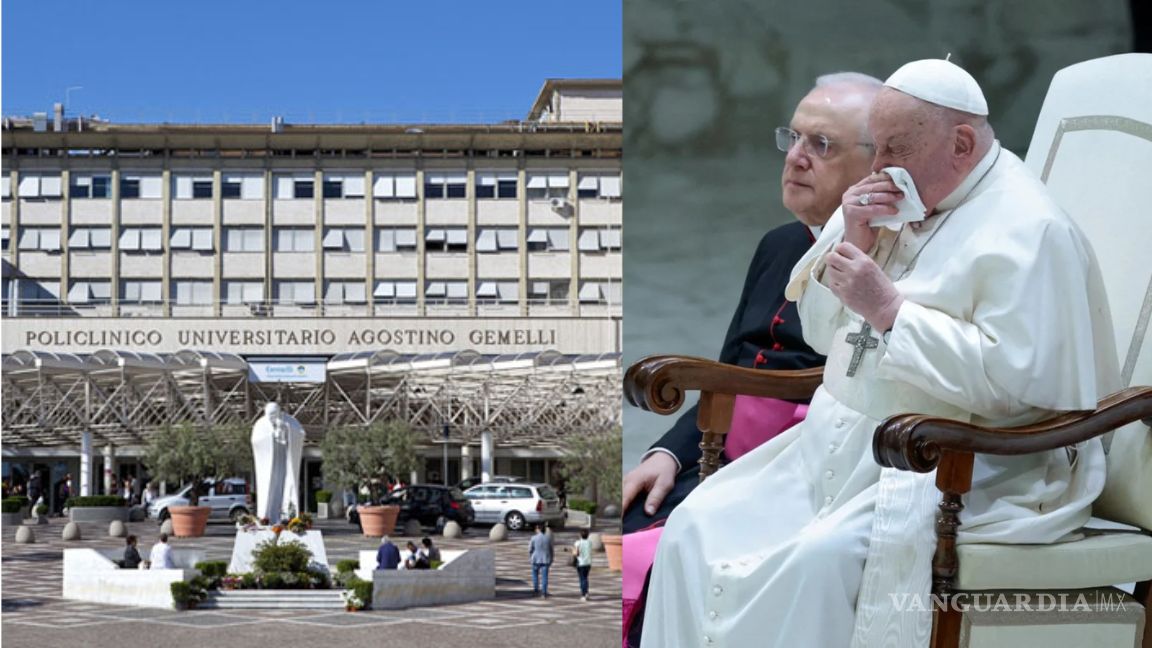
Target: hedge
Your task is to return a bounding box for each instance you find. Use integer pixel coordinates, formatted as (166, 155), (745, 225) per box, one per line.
(7, 496), (30, 508)
(336, 559), (360, 574)
(567, 498), (597, 515)
(65, 496), (126, 508)
(1, 499), (24, 514)
(315, 490), (333, 504)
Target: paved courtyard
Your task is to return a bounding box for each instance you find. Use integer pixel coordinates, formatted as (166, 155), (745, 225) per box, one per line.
(1, 517), (622, 648)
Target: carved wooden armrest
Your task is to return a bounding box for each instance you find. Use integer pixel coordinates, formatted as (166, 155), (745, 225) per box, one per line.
(872, 386), (1152, 474)
(624, 355), (824, 414)
(625, 355), (824, 480)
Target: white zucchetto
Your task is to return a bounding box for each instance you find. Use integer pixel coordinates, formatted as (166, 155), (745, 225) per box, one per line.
(884, 59), (989, 116)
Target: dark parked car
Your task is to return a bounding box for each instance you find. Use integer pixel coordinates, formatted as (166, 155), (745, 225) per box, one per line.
(349, 485), (474, 533)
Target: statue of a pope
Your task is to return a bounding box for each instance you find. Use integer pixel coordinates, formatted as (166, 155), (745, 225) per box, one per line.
(251, 402), (305, 521)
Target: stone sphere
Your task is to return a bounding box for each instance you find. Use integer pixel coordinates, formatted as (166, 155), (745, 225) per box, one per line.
(602, 504), (621, 518)
(160, 519), (175, 536)
(488, 523), (508, 542)
(62, 522), (82, 541)
(403, 519), (423, 537)
(589, 532), (604, 552)
(15, 526), (35, 544)
(442, 521), (462, 539)
(109, 520), (127, 537)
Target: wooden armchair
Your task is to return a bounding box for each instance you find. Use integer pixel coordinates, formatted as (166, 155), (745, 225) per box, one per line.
(625, 54), (1152, 648)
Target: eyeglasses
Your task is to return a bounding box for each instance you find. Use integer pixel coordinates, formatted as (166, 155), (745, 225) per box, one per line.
(775, 127), (874, 159)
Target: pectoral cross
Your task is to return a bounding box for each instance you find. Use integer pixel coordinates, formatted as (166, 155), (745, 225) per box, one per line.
(845, 322), (878, 377)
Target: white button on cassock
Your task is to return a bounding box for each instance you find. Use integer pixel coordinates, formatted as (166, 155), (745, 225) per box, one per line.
(825, 470), (835, 479)
(703, 636), (713, 645)
(709, 611), (719, 620)
(713, 585), (723, 596)
(828, 443), (838, 453)
(824, 496), (833, 505)
(835, 419), (845, 428)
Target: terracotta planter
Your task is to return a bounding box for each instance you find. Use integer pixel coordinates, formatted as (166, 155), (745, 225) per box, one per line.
(169, 506), (211, 537)
(602, 534), (624, 571)
(358, 505), (400, 537)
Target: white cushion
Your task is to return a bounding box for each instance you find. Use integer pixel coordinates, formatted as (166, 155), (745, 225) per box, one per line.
(956, 532), (1152, 591)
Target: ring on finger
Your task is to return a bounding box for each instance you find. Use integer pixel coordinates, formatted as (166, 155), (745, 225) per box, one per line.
(858, 193), (872, 206)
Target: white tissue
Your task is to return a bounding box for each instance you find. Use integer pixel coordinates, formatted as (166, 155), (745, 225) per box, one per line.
(869, 167), (928, 231)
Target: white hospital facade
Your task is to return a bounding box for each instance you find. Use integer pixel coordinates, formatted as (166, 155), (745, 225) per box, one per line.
(1, 80), (622, 508)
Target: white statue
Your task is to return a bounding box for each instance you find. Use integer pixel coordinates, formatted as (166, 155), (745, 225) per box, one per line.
(251, 402), (305, 521)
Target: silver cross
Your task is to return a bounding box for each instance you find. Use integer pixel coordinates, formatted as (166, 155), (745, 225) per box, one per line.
(845, 322), (878, 377)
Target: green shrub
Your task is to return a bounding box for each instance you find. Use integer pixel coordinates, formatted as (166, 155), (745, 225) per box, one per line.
(241, 572), (258, 589)
(194, 561), (228, 588)
(262, 572), (286, 589)
(8, 496), (30, 508)
(315, 490), (333, 504)
(336, 559), (359, 574)
(310, 569), (331, 589)
(567, 498), (598, 515)
(171, 580), (207, 606)
(251, 538), (313, 574)
(343, 576), (373, 608)
(1, 499), (24, 514)
(64, 495), (126, 508)
(35, 504), (48, 515)
(356, 493), (369, 504)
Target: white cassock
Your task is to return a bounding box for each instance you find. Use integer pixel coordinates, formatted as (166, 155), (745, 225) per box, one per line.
(252, 406), (305, 521)
(641, 141), (1121, 648)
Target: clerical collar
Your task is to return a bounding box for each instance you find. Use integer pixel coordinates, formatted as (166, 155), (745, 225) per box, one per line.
(933, 140), (1001, 213)
(808, 225), (822, 240)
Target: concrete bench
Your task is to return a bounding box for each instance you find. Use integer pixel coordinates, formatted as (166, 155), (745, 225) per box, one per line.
(351, 549), (495, 609)
(63, 547), (206, 609)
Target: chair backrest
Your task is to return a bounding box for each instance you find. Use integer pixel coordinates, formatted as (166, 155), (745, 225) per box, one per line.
(1023, 53), (1152, 532)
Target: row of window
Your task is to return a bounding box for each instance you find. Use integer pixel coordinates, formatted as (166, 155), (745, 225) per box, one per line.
(6, 278), (617, 306)
(10, 226), (622, 254)
(2, 172), (623, 201)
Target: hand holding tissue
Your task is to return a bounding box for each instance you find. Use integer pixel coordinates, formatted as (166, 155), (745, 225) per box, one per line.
(869, 167), (928, 231)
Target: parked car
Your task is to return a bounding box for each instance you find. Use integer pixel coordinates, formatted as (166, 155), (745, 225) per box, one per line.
(454, 475), (523, 491)
(147, 478), (251, 523)
(348, 484), (474, 533)
(464, 482), (562, 531)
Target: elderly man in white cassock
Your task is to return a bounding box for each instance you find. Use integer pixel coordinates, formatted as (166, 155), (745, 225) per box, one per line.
(641, 58), (1120, 648)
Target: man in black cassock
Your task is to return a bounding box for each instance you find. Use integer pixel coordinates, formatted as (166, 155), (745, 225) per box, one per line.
(623, 72), (884, 534)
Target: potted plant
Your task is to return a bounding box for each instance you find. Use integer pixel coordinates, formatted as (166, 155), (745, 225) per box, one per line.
(559, 426), (624, 570)
(64, 495), (128, 524)
(145, 421), (253, 537)
(320, 421), (421, 537)
(315, 490), (333, 519)
(34, 503), (49, 524)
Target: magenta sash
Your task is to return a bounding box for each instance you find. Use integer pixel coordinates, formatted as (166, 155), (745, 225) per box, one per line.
(724, 395), (808, 461)
(623, 525), (663, 646)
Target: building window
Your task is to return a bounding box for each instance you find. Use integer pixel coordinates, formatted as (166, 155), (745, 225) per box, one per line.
(120, 174), (162, 199)
(17, 227), (62, 253)
(476, 172), (517, 199)
(324, 280), (367, 304)
(16, 278), (61, 310)
(120, 279), (163, 304)
(69, 174), (112, 199)
(173, 174), (213, 200)
(68, 227), (113, 250)
(424, 228), (467, 253)
(577, 173), (623, 200)
(173, 280), (213, 306)
(476, 228), (519, 253)
(322, 173), (366, 199)
(527, 228), (569, 252)
(222, 173), (263, 200)
(120, 227), (164, 253)
(67, 280), (111, 305)
(373, 280), (417, 304)
(425, 280), (468, 305)
(275, 280), (316, 305)
(578, 227), (622, 252)
(375, 227), (418, 252)
(224, 281), (264, 305)
(1, 177), (10, 200)
(274, 227), (315, 252)
(528, 280), (570, 305)
(526, 172), (569, 200)
(274, 174), (315, 199)
(578, 281), (621, 305)
(476, 280), (519, 304)
(1, 226), (9, 249)
(224, 227), (264, 252)
(16, 173), (63, 200)
(170, 227), (214, 252)
(322, 227), (365, 252)
(372, 173), (417, 200)
(423, 172), (466, 199)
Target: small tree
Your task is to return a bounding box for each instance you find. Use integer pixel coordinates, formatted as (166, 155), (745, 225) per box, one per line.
(145, 421), (253, 506)
(558, 426), (622, 507)
(320, 420), (421, 504)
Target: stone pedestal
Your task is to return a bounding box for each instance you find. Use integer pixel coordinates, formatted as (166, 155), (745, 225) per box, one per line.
(228, 529), (329, 575)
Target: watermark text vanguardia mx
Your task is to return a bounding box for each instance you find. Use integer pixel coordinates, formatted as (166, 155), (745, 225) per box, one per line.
(888, 592), (1129, 613)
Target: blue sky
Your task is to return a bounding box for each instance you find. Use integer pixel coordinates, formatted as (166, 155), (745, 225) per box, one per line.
(1, 0), (622, 124)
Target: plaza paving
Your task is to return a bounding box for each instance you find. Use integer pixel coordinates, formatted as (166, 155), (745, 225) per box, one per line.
(1, 516), (622, 648)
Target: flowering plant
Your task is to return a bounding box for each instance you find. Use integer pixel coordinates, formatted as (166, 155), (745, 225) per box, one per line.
(220, 575), (246, 590)
(287, 517), (307, 534)
(271, 525), (283, 535)
(341, 588), (366, 611)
